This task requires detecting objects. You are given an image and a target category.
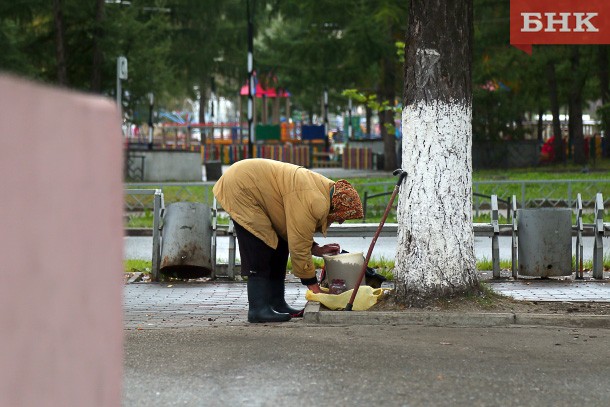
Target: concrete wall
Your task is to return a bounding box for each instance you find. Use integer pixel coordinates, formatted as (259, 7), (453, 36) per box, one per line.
(0, 75), (123, 406)
(128, 150), (202, 181)
(349, 139), (385, 154)
(473, 141), (539, 168)
(349, 139), (539, 169)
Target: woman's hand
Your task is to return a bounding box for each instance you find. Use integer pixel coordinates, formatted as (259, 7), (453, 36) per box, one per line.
(308, 284), (323, 294)
(311, 243), (341, 257)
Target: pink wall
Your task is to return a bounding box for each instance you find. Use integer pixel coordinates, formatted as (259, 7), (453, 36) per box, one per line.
(0, 75), (124, 406)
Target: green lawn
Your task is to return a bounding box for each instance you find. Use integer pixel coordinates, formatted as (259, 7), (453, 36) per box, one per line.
(473, 161), (610, 181)
(125, 160), (610, 228)
(125, 254), (610, 276)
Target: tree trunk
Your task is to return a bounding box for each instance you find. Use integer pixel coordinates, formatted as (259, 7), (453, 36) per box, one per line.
(379, 106), (397, 170)
(600, 46), (609, 105)
(379, 56), (397, 171)
(515, 115), (524, 139)
(570, 47), (586, 165)
(598, 45), (609, 151)
(364, 105), (372, 137)
(396, 0), (478, 305)
(52, 0), (68, 86)
(537, 107), (544, 146)
(547, 60), (565, 163)
(199, 83), (208, 145)
(90, 0), (105, 93)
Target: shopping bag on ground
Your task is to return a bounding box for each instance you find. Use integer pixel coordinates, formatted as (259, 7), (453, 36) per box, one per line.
(305, 286), (390, 311)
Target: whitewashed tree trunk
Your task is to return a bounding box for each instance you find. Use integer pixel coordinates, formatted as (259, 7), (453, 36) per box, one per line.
(395, 0), (478, 304)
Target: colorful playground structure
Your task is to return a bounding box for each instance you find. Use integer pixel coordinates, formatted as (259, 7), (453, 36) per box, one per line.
(125, 73), (377, 170)
(126, 120), (375, 170)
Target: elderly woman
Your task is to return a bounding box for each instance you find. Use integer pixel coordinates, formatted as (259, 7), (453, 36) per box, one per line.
(213, 158), (363, 323)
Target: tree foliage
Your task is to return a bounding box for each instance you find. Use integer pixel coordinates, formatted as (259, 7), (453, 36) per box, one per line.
(1, 0), (608, 165)
(0, 0), (259, 122)
(472, 0), (607, 165)
(257, 0), (407, 169)
(256, 1), (406, 109)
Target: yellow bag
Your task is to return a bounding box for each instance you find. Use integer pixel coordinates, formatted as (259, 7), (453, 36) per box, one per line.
(305, 286), (390, 311)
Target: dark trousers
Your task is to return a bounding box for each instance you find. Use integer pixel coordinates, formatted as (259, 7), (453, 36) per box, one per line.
(233, 221), (289, 280)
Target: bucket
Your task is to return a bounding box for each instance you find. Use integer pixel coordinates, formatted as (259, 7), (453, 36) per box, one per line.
(322, 252), (366, 291)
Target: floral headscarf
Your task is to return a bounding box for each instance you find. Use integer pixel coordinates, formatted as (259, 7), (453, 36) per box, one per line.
(327, 179), (363, 223)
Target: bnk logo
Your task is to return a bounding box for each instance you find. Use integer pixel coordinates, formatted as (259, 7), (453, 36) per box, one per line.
(521, 12), (598, 33)
(510, 0), (610, 54)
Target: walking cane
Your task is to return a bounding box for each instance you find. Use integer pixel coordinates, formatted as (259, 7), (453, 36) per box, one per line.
(345, 169), (407, 311)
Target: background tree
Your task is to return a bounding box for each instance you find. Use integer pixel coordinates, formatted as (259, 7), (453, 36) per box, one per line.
(258, 0), (406, 170)
(598, 46), (610, 145)
(395, 0), (478, 304)
(1, 0), (608, 166)
(51, 0), (68, 85)
(0, 0), (178, 114)
(90, 0), (105, 92)
(165, 0), (255, 124)
(258, 0), (358, 116)
(547, 57), (566, 163)
(569, 47), (586, 165)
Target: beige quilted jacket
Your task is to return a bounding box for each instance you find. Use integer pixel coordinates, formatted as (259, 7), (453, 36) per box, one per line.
(212, 159), (334, 280)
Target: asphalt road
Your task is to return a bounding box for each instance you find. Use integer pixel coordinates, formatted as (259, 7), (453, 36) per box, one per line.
(124, 324), (610, 406)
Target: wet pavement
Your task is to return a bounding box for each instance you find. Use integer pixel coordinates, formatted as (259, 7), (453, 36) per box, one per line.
(124, 321), (610, 407)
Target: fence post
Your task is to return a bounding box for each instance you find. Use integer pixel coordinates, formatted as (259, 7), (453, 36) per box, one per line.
(511, 195), (518, 279)
(474, 184), (480, 218)
(593, 193), (605, 279)
(575, 193), (584, 279)
(363, 191), (369, 223)
(491, 195), (500, 278)
(211, 198), (218, 279)
(227, 219), (236, 280)
(151, 189), (164, 282)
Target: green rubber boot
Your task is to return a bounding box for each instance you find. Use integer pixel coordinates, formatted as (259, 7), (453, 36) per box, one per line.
(247, 276), (291, 323)
(269, 278), (304, 317)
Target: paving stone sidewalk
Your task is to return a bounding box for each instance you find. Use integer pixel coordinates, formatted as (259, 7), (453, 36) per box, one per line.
(489, 280), (610, 302)
(124, 278), (610, 329)
(124, 282), (307, 329)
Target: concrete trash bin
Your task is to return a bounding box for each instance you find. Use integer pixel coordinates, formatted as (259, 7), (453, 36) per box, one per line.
(205, 161), (222, 181)
(517, 208), (572, 277)
(160, 202), (213, 279)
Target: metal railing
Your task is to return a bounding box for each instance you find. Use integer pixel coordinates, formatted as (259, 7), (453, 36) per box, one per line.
(126, 183), (608, 282)
(125, 189), (164, 280)
(359, 179), (610, 221)
(363, 191), (511, 222)
(124, 152), (145, 182)
(473, 179), (610, 210)
(125, 182), (215, 211)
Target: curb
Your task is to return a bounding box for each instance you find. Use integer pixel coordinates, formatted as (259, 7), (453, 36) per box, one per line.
(303, 302), (610, 329)
(513, 314), (610, 328)
(125, 228), (152, 237)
